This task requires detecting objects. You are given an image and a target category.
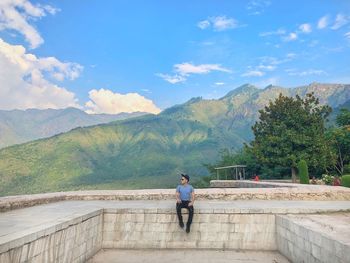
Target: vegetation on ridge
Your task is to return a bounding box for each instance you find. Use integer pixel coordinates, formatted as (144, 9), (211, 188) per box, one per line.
(0, 83), (349, 196)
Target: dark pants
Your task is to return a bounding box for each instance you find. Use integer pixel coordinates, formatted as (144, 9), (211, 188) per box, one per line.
(176, 201), (194, 227)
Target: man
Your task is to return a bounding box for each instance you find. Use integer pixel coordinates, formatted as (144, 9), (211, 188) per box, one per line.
(176, 173), (195, 233)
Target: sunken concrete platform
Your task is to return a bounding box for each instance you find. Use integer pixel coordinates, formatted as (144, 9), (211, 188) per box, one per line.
(0, 200), (350, 262)
(1, 184), (350, 262)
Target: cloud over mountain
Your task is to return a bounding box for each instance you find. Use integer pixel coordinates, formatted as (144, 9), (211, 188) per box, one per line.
(85, 89), (161, 114)
(157, 62), (231, 84)
(0, 39), (81, 110)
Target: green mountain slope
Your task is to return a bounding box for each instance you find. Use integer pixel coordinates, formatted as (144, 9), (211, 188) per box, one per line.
(0, 116), (228, 195)
(0, 108), (146, 149)
(0, 83), (349, 196)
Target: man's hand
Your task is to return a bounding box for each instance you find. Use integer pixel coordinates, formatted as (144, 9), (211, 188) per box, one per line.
(189, 201), (193, 206)
(176, 199), (182, 204)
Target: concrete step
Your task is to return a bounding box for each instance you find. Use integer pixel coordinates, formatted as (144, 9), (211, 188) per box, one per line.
(87, 248), (290, 263)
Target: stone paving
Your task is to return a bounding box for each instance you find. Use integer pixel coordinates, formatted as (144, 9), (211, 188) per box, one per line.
(2, 183), (350, 212)
(88, 249), (290, 263)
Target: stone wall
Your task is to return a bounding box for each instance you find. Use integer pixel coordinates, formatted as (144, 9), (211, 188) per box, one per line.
(276, 215), (350, 263)
(0, 213), (103, 263)
(102, 209), (276, 250)
(2, 185), (350, 212)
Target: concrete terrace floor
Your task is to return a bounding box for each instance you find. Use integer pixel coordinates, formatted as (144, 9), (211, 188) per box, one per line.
(88, 249), (290, 263)
(1, 200), (350, 246)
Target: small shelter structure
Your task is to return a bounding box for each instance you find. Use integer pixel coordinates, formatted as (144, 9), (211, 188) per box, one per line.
(214, 165), (247, 180)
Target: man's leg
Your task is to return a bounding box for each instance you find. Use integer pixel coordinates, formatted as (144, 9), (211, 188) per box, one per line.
(186, 204), (194, 233)
(176, 202), (184, 228)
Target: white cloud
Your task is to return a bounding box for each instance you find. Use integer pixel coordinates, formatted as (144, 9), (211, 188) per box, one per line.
(299, 23), (312, 33)
(318, 15), (329, 29)
(85, 89), (161, 114)
(157, 62), (231, 84)
(141, 88), (151, 93)
(214, 82), (225, 86)
(197, 20), (210, 30)
(286, 53), (296, 59)
(241, 70), (265, 77)
(345, 32), (350, 40)
(248, 53), (295, 78)
(197, 16), (239, 31)
(287, 69), (326, 76)
(246, 0), (271, 15)
(174, 62), (231, 75)
(156, 73), (186, 84)
(211, 16), (238, 31)
(257, 64), (276, 71)
(259, 53), (296, 66)
(331, 14), (350, 30)
(0, 0), (59, 49)
(259, 28), (286, 37)
(0, 38), (81, 110)
(283, 32), (298, 42)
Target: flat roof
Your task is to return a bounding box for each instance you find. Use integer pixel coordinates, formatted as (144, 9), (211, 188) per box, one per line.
(214, 165), (247, 170)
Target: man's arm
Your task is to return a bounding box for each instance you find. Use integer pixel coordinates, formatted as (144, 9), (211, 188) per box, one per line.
(189, 191), (195, 206)
(176, 190), (181, 203)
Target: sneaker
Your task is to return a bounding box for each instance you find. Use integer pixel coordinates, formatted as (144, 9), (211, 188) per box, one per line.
(179, 222), (184, 228)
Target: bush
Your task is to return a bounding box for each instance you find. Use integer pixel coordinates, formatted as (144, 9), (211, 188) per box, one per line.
(298, 160), (309, 184)
(322, 174), (334, 185)
(342, 175), (350, 188)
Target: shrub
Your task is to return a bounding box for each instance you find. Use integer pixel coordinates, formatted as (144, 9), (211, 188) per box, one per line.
(298, 160), (309, 184)
(322, 174), (334, 185)
(342, 175), (350, 188)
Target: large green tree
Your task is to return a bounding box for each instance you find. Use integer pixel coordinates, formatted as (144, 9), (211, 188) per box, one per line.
(326, 108), (350, 175)
(250, 93), (334, 182)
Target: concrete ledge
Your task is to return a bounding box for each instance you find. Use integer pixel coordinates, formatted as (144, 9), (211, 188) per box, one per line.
(1, 184), (350, 212)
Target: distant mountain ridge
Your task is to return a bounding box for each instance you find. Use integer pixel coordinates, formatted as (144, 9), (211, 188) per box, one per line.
(0, 108), (147, 148)
(0, 83), (349, 196)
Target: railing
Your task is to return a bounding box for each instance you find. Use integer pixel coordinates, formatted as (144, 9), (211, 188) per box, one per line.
(214, 165), (247, 180)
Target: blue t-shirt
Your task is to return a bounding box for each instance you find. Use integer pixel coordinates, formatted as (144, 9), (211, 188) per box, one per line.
(176, 184), (194, 201)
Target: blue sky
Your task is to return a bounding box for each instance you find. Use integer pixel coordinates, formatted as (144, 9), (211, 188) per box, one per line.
(0, 0), (349, 114)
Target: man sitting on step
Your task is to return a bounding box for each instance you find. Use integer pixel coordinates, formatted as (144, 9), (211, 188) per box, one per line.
(176, 173), (195, 233)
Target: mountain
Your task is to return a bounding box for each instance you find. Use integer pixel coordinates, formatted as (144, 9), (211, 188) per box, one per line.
(0, 108), (147, 149)
(0, 83), (349, 196)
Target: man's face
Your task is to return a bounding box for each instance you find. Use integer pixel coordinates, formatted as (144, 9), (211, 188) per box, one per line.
(181, 177), (187, 185)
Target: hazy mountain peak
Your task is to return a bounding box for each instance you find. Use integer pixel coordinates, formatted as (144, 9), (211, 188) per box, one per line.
(263, 84), (284, 91)
(185, 97), (203, 105)
(220, 84), (259, 100)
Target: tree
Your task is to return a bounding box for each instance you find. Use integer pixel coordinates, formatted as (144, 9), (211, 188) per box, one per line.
(249, 93), (334, 182)
(326, 108), (350, 175)
(336, 108), (350, 127)
(298, 159), (309, 184)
